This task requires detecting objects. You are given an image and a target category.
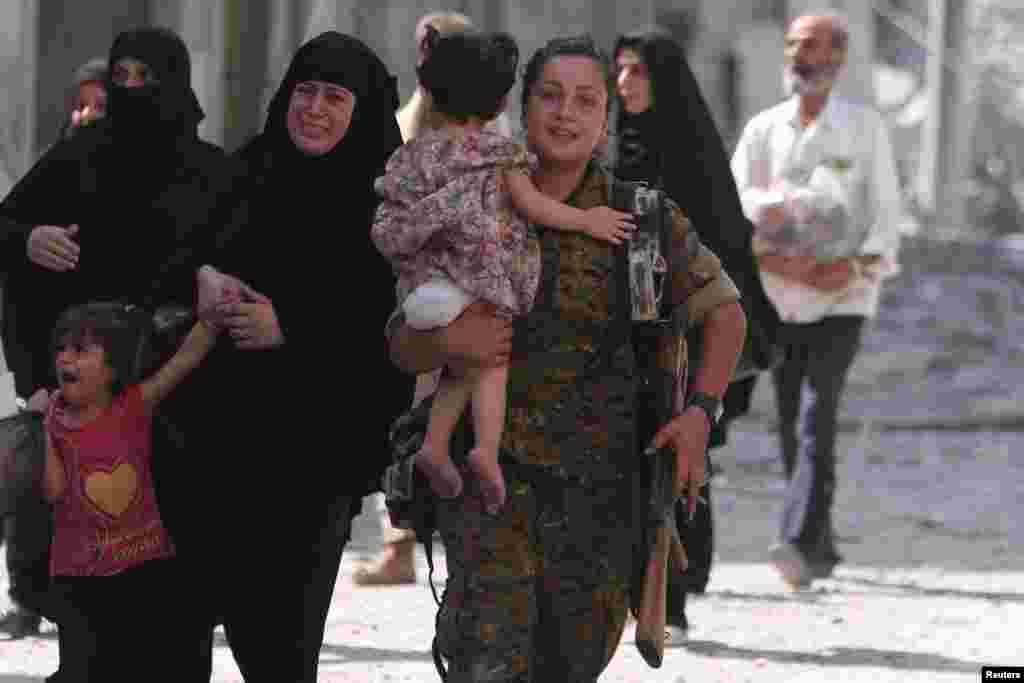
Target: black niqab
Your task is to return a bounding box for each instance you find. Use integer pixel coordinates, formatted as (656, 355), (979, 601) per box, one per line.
(105, 27), (205, 143)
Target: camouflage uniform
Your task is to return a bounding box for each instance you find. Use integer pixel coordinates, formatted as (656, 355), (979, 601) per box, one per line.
(435, 164), (739, 682)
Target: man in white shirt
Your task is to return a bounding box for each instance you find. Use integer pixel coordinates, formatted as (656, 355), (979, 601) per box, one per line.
(731, 13), (904, 588)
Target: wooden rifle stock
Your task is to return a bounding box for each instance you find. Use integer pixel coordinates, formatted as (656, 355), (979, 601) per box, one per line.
(635, 516), (689, 666)
(635, 520), (671, 667)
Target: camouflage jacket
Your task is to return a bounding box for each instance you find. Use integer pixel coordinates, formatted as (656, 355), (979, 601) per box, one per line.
(502, 164), (739, 481)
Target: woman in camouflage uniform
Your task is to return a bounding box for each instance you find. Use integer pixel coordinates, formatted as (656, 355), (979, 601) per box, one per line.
(388, 35), (747, 682)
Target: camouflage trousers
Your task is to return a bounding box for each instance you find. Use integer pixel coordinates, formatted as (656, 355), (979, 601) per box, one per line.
(435, 463), (632, 682)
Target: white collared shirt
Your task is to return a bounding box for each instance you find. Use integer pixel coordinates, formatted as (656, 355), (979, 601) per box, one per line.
(731, 95), (904, 322)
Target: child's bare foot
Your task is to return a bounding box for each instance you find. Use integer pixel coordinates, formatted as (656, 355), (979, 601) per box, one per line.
(468, 448), (506, 515)
(416, 448), (463, 499)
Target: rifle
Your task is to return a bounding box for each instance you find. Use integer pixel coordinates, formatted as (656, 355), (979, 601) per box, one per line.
(624, 182), (694, 669)
(632, 310), (690, 668)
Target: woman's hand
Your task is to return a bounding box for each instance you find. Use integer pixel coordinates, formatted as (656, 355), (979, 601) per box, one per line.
(648, 407), (709, 520)
(390, 302), (513, 374)
(219, 287), (283, 350)
(27, 224), (80, 272)
(197, 265), (258, 327)
(442, 302), (514, 368)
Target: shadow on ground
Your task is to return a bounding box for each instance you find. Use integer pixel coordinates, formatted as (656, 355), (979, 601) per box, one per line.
(318, 642), (433, 664)
(683, 640), (984, 674)
(704, 578), (1024, 604)
(211, 631), (433, 665)
(834, 576), (1024, 603)
(701, 588), (856, 605)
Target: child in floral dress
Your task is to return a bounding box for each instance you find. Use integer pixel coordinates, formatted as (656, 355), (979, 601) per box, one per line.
(372, 28), (633, 514)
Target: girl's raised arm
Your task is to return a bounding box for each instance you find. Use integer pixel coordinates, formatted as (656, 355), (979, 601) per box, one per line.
(503, 168), (635, 245)
(140, 320), (219, 408)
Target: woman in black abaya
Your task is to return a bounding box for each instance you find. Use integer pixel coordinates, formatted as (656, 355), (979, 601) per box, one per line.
(0, 27), (230, 399)
(613, 27), (781, 640)
(0, 26), (236, 681)
(189, 32), (413, 682)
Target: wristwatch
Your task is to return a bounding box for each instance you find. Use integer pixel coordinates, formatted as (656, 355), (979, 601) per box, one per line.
(686, 392), (723, 428)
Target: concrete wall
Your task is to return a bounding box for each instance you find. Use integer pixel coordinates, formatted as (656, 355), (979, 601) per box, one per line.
(33, 1), (148, 159)
(0, 0), (38, 190)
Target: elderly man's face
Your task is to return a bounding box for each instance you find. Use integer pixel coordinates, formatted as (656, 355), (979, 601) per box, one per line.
(783, 16), (844, 97)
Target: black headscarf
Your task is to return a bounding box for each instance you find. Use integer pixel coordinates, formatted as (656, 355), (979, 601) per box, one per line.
(613, 28), (780, 445)
(105, 27), (205, 143)
(242, 31), (402, 222)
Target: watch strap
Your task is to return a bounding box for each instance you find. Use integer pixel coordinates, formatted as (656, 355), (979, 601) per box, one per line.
(686, 392), (722, 426)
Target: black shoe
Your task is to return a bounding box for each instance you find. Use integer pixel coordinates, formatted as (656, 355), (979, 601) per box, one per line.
(809, 559), (840, 579)
(0, 607), (42, 638)
(808, 548), (843, 579)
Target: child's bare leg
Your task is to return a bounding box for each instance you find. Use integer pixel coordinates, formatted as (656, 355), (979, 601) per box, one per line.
(468, 363), (508, 514)
(417, 366), (472, 499)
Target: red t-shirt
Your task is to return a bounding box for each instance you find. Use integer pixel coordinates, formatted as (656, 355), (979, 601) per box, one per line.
(47, 385), (175, 576)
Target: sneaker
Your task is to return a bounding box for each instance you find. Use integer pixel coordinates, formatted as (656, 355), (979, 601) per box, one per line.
(0, 607), (42, 639)
(769, 543), (811, 589)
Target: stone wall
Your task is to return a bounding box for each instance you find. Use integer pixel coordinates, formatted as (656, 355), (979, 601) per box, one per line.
(0, 0), (38, 186)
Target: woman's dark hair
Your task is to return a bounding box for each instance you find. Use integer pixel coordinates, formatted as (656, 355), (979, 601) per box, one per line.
(520, 34), (614, 124)
(51, 302), (150, 396)
(417, 27), (518, 123)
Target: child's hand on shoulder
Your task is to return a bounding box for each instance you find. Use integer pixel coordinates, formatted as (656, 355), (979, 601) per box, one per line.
(25, 388), (51, 414)
(581, 207), (635, 245)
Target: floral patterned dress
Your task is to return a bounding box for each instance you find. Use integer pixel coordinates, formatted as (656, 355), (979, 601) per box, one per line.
(372, 127), (541, 318)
